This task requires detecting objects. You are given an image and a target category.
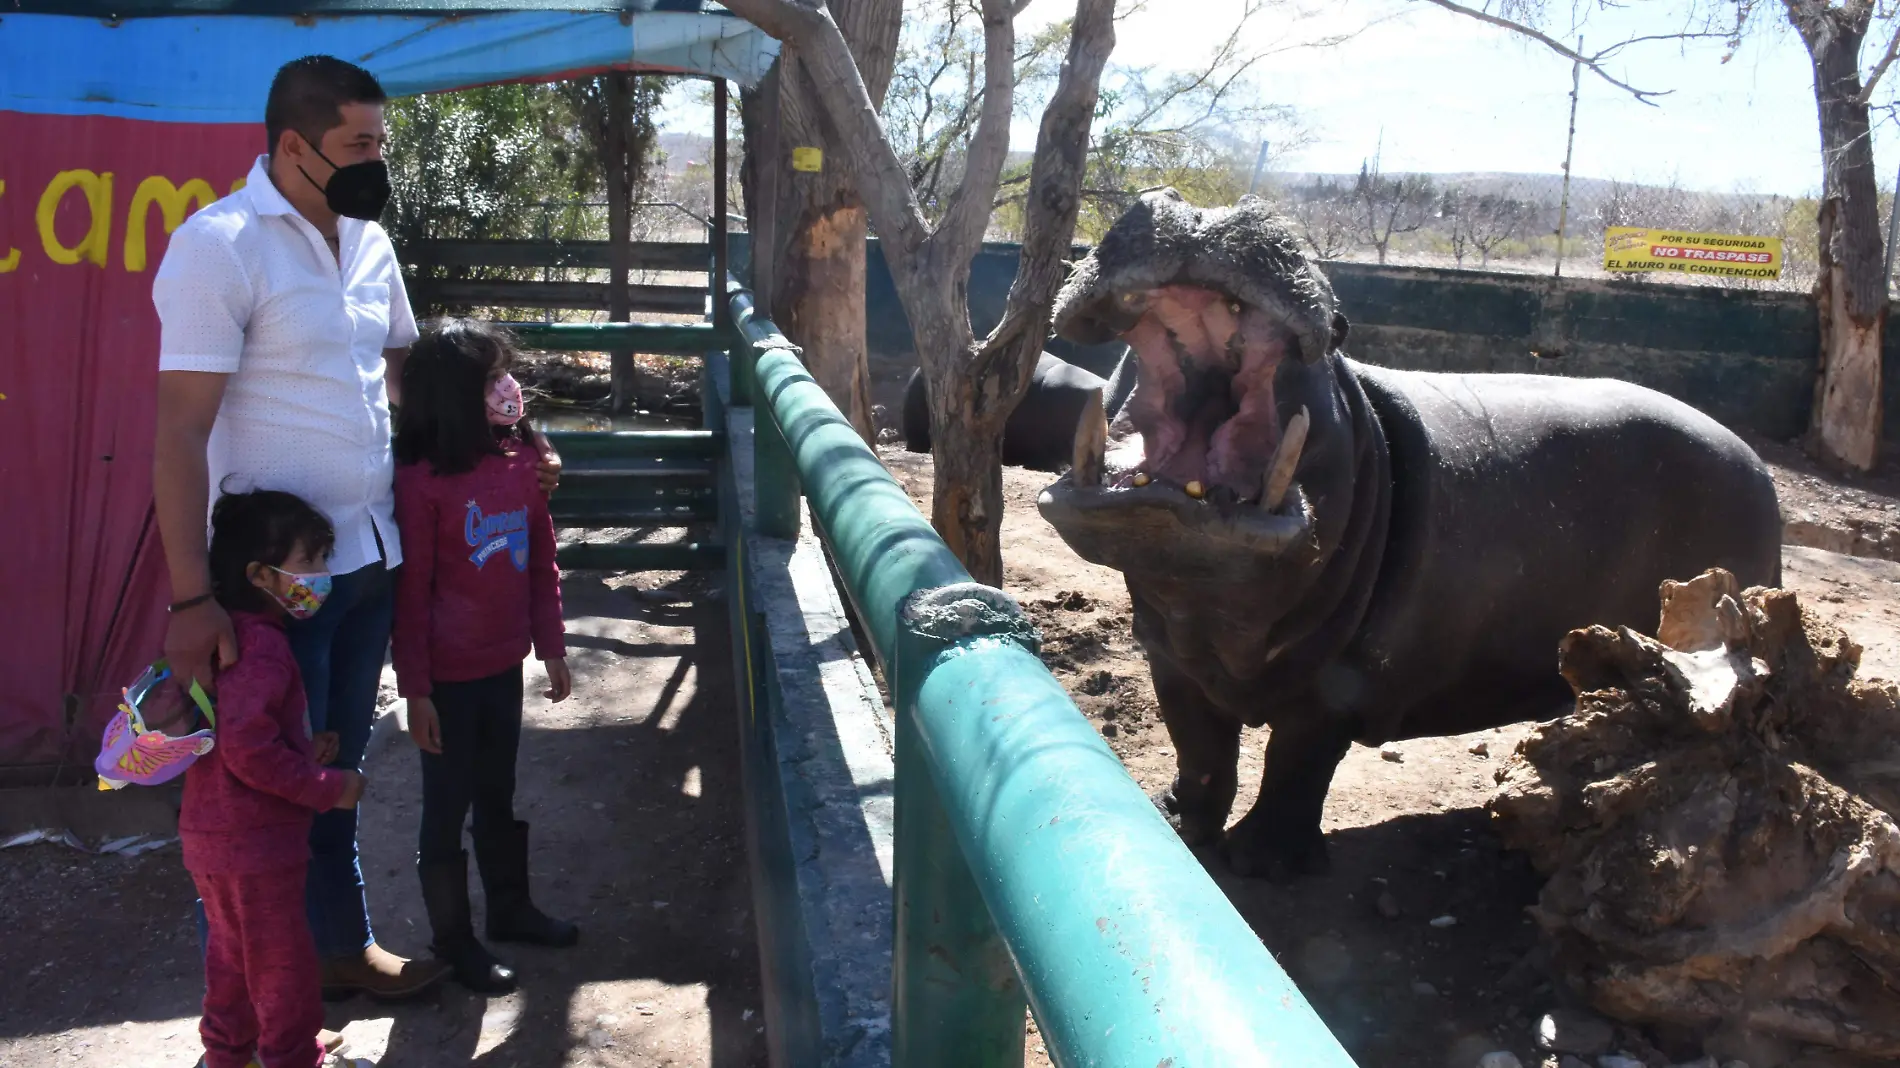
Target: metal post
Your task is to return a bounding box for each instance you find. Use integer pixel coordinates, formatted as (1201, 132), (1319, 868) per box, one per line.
(607, 73), (633, 414)
(1883, 152), (1900, 292)
(890, 626), (1026, 1068)
(1247, 139), (1270, 196)
(712, 77), (730, 332)
(1554, 37), (1582, 279)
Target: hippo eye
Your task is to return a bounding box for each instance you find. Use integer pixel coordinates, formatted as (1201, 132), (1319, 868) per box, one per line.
(1227, 301), (1241, 315)
(1121, 292), (1139, 304)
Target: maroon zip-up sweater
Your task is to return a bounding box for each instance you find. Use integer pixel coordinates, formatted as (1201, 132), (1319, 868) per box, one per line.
(391, 440), (565, 698)
(179, 611), (349, 874)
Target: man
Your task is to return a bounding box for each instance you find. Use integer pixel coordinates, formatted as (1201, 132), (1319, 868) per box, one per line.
(152, 55), (559, 1000)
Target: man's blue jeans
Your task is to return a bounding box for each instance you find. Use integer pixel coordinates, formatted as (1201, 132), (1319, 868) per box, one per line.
(284, 560), (396, 960)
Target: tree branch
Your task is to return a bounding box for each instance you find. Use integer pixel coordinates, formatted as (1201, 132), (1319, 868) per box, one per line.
(974, 0), (1115, 415)
(1409, 0), (1673, 105)
(1859, 12), (1900, 103)
(722, 0), (932, 254)
(931, 0), (1020, 264)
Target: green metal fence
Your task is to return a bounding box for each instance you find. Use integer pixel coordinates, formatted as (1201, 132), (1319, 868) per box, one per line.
(500, 280), (1356, 1065)
(725, 286), (1357, 1068)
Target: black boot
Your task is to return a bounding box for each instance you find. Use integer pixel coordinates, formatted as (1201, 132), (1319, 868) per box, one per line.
(475, 820), (580, 947)
(417, 853), (518, 993)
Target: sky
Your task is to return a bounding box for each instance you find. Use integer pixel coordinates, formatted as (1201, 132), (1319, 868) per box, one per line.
(666, 0), (1900, 198)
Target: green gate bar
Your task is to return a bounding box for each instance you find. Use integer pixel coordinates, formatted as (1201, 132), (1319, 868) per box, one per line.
(738, 293), (1358, 1068)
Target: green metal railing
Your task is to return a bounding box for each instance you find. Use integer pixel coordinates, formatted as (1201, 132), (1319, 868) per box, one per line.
(726, 286), (1357, 1067)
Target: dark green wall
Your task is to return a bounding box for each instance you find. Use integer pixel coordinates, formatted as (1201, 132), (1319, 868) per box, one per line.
(734, 235), (1896, 442)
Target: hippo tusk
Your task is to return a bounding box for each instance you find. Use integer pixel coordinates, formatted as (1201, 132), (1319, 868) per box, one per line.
(1260, 405), (1310, 511)
(1072, 387), (1108, 487)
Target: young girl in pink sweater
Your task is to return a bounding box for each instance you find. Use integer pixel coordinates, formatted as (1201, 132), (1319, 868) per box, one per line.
(391, 318), (575, 994)
(182, 489), (365, 1068)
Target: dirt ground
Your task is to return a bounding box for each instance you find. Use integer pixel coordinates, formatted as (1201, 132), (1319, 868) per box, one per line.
(874, 441), (1900, 1068)
(0, 573), (766, 1068)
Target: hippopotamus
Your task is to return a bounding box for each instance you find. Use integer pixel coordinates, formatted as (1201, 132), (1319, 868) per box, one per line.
(1035, 190), (1782, 879)
(903, 350), (1136, 472)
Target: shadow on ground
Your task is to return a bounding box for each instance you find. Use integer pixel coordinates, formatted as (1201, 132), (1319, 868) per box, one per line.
(0, 573), (765, 1068)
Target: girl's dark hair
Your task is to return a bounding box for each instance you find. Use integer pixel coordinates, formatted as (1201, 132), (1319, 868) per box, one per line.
(208, 488), (336, 615)
(393, 317), (518, 476)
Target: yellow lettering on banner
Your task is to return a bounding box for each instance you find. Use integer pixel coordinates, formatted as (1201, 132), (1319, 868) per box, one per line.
(0, 180), (18, 273)
(230, 178), (246, 195)
(125, 176), (216, 272)
(38, 169), (114, 268)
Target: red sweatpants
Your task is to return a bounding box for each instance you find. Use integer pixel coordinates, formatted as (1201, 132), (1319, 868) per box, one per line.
(191, 863), (324, 1068)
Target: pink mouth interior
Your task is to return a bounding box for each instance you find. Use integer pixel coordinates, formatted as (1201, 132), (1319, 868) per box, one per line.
(1113, 284), (1289, 499)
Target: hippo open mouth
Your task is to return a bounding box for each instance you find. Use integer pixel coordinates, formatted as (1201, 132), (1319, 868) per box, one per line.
(1035, 190), (1347, 576)
(1037, 282), (1316, 565)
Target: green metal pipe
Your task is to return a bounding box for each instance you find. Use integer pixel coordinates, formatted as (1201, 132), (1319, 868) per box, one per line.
(499, 320), (726, 355)
(725, 282), (758, 407)
(891, 621), (1029, 1068)
(911, 636), (1359, 1068)
(540, 430), (720, 460)
(748, 347), (965, 655)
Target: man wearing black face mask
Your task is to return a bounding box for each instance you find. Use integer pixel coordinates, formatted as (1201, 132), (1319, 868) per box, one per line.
(152, 55), (532, 1004)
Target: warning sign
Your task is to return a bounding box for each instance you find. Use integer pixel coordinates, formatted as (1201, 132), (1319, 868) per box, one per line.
(791, 146), (823, 172)
(1602, 226), (1783, 280)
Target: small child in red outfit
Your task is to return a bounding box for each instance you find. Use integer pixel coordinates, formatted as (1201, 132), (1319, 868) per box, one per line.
(181, 489), (366, 1068)
(391, 318), (576, 995)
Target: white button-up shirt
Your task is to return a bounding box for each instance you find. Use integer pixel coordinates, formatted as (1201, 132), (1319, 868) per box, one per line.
(154, 155), (417, 575)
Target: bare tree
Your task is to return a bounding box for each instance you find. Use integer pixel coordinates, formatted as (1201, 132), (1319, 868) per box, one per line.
(1353, 159), (1437, 265)
(1465, 191), (1540, 267)
(884, 0), (1070, 218)
(724, 0), (1116, 583)
(1411, 0), (1892, 470)
(1440, 187), (1474, 266)
(1286, 179), (1358, 259)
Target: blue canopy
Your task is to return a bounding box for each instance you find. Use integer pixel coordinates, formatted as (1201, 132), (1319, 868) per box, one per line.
(0, 6), (778, 121)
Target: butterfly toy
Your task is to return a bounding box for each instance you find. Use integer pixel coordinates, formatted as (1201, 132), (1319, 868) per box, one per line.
(95, 660), (217, 790)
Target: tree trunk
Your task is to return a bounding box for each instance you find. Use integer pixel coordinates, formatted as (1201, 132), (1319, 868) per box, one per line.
(1800, 4), (1887, 471)
(907, 267), (1006, 584)
(763, 0), (901, 445)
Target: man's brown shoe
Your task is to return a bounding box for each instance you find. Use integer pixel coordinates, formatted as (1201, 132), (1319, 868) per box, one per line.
(320, 942), (451, 1002)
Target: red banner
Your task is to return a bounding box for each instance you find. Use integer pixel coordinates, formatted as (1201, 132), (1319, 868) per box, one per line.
(0, 111), (258, 769)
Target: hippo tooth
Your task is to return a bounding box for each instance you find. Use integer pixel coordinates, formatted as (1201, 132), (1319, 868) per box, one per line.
(1131, 472), (1151, 487)
(1260, 405), (1311, 511)
(1071, 387), (1108, 487)
(1185, 480), (1205, 499)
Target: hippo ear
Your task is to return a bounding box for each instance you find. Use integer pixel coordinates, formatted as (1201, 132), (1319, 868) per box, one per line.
(1330, 311), (1350, 352)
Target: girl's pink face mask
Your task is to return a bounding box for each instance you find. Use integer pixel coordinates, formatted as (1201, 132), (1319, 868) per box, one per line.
(487, 373), (524, 426)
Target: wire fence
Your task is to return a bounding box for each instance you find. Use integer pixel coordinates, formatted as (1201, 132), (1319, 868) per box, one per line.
(1245, 167), (1895, 296)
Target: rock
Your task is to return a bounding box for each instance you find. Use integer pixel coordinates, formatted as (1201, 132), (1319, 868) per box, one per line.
(1536, 1011), (1615, 1056)
(1476, 1054), (1523, 1068)
(1376, 891), (1401, 919)
(1470, 741), (1490, 757)
(1597, 1058), (1645, 1068)
(1559, 1058), (1589, 1068)
(1491, 571), (1900, 1060)
(1380, 746), (1405, 763)
(585, 1029), (611, 1049)
(1429, 914), (1457, 928)
(1412, 981), (1438, 996)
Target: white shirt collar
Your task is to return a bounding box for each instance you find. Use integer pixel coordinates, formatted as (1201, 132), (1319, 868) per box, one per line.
(242, 155), (298, 218)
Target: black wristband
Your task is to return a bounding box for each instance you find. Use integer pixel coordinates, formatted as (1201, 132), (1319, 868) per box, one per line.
(168, 592), (214, 614)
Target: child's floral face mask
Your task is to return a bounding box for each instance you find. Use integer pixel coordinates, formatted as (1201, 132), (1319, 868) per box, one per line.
(266, 565), (332, 619)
